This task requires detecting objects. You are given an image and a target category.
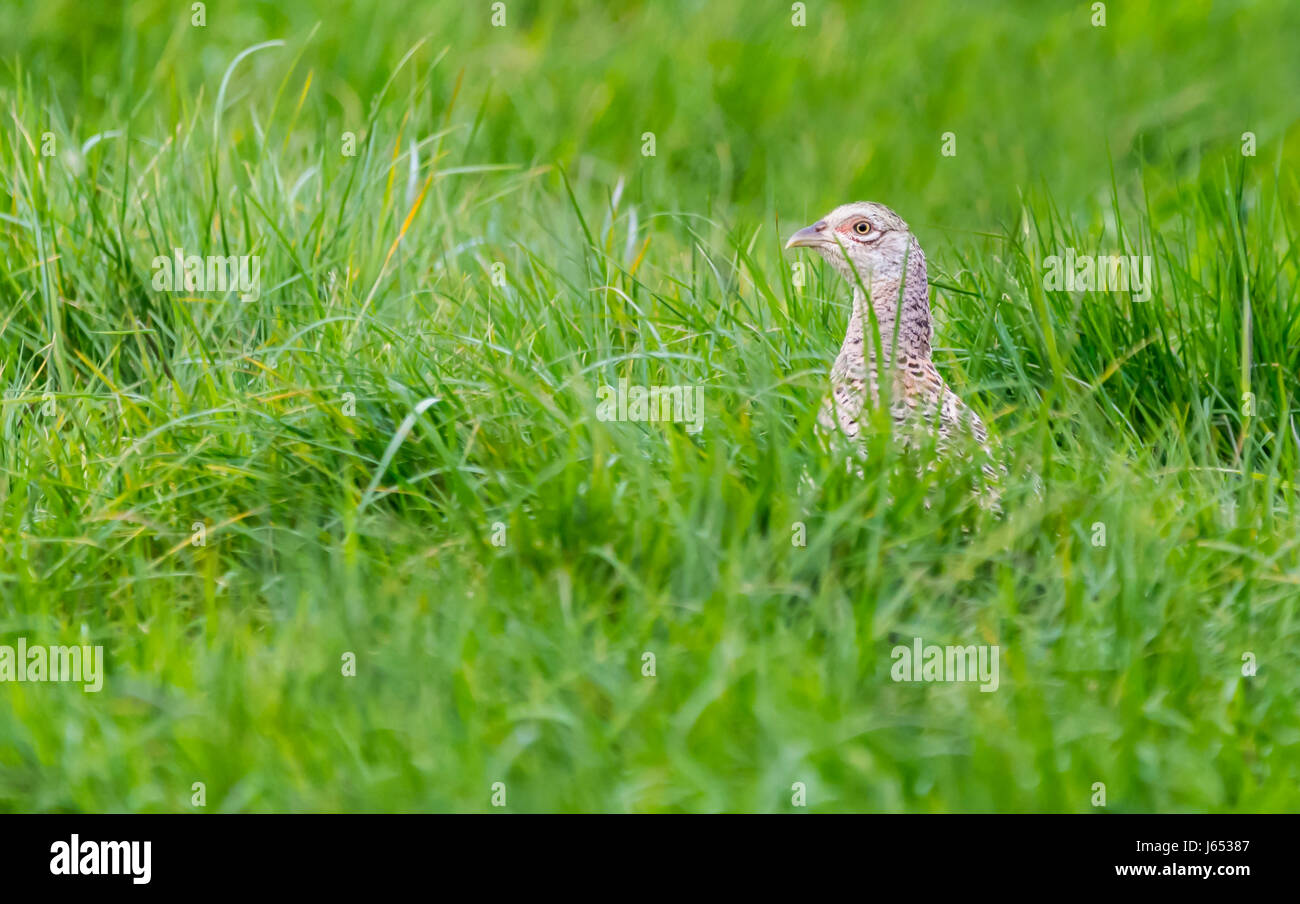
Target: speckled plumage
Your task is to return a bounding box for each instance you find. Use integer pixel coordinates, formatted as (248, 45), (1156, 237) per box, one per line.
(787, 201), (998, 479)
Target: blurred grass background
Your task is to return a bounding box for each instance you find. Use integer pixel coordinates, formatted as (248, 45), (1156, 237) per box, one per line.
(0, 0), (1298, 811)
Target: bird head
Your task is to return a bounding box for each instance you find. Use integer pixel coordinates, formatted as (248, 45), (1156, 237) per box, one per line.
(785, 201), (917, 288)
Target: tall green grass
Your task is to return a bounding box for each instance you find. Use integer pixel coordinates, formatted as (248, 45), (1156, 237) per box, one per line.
(0, 0), (1297, 811)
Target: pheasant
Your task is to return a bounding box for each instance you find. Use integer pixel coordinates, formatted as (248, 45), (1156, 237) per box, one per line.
(786, 201), (1000, 484)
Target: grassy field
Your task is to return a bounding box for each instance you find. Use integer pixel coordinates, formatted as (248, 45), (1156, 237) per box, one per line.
(1, 0), (1298, 812)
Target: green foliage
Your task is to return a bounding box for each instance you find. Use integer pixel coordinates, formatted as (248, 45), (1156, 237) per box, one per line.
(0, 0), (1297, 812)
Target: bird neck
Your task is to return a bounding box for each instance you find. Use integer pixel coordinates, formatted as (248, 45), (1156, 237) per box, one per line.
(847, 235), (932, 362)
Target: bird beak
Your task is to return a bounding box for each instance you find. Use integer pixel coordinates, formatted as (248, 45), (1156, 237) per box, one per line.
(785, 221), (828, 250)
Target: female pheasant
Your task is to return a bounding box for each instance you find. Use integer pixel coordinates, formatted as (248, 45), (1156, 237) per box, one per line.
(786, 201), (998, 475)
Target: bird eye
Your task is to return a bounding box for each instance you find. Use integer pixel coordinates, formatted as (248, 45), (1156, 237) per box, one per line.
(853, 221), (871, 235)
